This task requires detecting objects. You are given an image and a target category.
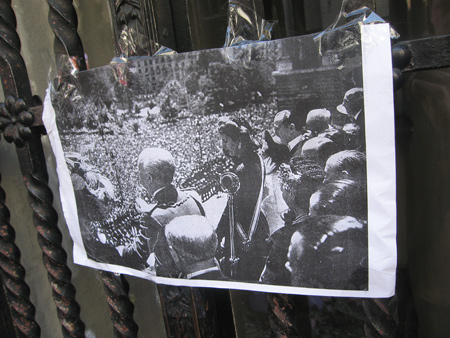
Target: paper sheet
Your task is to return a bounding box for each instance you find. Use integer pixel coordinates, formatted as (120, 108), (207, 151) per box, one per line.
(43, 24), (396, 297)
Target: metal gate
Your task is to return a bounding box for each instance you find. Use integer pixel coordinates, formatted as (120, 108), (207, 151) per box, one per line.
(1, 0), (449, 337)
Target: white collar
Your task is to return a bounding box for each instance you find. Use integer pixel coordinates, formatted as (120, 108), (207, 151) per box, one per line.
(151, 186), (167, 200)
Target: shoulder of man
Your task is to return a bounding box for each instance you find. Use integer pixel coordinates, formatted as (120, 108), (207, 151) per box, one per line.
(179, 189), (206, 216)
(149, 192), (205, 225)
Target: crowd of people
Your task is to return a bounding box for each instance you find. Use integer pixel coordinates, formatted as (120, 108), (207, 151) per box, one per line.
(111, 86), (368, 290)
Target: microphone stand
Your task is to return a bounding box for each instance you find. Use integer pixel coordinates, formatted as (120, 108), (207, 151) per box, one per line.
(220, 172), (240, 278)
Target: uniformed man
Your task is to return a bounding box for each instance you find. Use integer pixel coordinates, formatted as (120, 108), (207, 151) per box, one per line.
(137, 147), (205, 277)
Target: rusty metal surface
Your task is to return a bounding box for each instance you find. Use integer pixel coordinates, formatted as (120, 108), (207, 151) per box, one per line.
(0, 0), (33, 104)
(158, 285), (199, 338)
(158, 285), (236, 338)
(266, 293), (311, 338)
(15, 133), (87, 338)
(46, 1), (140, 336)
(0, 173), (41, 337)
(393, 35), (450, 72)
(392, 34), (450, 90)
(0, 96), (35, 148)
(29, 106), (44, 129)
(363, 296), (398, 337)
(99, 271), (138, 338)
(0, 1), (87, 336)
(46, 0), (87, 71)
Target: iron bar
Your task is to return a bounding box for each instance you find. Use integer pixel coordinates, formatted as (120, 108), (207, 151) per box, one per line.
(0, 0), (32, 104)
(46, 0), (87, 71)
(393, 35), (450, 72)
(362, 297), (398, 337)
(15, 137), (86, 338)
(45, 1), (140, 336)
(0, 173), (41, 337)
(266, 293), (311, 338)
(99, 271), (138, 338)
(0, 1), (86, 336)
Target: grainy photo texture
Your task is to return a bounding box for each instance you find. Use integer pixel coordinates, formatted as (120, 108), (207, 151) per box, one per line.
(46, 27), (396, 296)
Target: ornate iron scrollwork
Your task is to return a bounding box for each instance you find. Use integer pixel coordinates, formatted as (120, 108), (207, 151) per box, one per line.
(0, 96), (34, 147)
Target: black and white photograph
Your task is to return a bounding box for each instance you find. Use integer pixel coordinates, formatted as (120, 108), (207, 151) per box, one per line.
(44, 24), (397, 297)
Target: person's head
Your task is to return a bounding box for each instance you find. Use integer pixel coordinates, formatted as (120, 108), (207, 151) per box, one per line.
(278, 157), (324, 212)
(301, 137), (337, 168)
(218, 116), (256, 159)
(165, 215), (218, 276)
(286, 215), (368, 289)
(324, 150), (366, 183)
(138, 147), (175, 195)
(273, 110), (304, 145)
(306, 109), (331, 134)
(342, 123), (362, 149)
(309, 179), (367, 219)
(318, 127), (346, 152)
(337, 87), (364, 120)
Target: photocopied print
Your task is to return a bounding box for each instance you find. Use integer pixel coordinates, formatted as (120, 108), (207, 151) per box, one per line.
(44, 24), (396, 297)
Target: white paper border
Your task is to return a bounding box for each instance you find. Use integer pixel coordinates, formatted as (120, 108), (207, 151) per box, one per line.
(360, 23), (397, 297)
(43, 23), (397, 297)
